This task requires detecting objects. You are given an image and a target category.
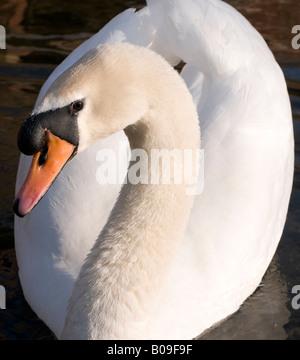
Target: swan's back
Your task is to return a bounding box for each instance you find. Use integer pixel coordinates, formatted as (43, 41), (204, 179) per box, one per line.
(15, 0), (294, 339)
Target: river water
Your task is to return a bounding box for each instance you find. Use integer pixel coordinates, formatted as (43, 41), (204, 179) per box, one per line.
(0, 0), (299, 340)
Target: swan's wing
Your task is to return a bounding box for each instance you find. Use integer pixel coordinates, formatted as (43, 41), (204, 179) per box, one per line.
(160, 66), (294, 339)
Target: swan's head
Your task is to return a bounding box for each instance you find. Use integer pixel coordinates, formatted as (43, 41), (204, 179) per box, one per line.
(13, 43), (153, 217)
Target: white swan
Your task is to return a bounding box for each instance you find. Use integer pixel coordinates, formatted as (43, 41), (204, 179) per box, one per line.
(14, 0), (294, 340)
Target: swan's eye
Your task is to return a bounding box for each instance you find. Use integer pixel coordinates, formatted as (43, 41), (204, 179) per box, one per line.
(71, 101), (84, 113)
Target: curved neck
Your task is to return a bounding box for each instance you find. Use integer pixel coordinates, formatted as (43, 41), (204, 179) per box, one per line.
(62, 65), (200, 340)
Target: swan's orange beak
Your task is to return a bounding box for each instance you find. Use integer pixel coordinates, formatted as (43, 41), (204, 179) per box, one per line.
(13, 130), (76, 217)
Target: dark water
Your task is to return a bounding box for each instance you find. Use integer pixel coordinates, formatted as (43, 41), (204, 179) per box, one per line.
(0, 0), (299, 340)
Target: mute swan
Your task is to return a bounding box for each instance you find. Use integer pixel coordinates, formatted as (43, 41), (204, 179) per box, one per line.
(14, 0), (294, 340)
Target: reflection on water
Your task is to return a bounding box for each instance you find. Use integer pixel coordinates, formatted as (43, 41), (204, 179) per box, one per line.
(0, 0), (299, 340)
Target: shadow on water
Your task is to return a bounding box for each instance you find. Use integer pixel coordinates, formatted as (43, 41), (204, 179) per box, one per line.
(0, 0), (299, 340)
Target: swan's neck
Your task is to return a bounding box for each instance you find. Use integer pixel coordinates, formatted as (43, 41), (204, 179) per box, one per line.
(62, 63), (200, 340)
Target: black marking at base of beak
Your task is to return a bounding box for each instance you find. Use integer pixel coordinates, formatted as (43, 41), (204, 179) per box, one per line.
(38, 141), (48, 167)
(17, 102), (81, 155)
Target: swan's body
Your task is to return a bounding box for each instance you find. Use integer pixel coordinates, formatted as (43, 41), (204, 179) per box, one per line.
(14, 0), (294, 340)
